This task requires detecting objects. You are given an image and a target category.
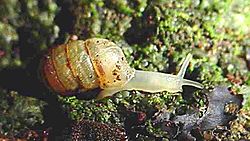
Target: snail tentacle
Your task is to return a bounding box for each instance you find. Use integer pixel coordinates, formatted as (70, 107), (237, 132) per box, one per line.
(42, 38), (203, 100)
(177, 53), (192, 78)
(97, 53), (203, 99)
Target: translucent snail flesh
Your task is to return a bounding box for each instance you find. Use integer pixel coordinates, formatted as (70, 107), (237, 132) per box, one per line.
(41, 38), (203, 99)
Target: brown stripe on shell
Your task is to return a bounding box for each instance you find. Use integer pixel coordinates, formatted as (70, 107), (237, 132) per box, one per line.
(43, 49), (67, 93)
(64, 43), (87, 90)
(84, 41), (106, 86)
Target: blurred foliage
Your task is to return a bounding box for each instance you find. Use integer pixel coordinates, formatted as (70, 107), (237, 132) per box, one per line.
(0, 90), (46, 137)
(0, 0), (58, 68)
(0, 0), (57, 137)
(0, 0), (250, 140)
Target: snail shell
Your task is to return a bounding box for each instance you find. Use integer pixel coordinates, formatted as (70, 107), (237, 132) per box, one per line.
(41, 38), (135, 95)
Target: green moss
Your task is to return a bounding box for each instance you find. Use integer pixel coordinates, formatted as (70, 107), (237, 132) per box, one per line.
(0, 0), (57, 137)
(59, 96), (121, 123)
(0, 90), (46, 136)
(0, 0), (250, 140)
(55, 0), (250, 139)
(0, 0), (58, 67)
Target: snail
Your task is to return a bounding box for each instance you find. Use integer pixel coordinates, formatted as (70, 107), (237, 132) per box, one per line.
(41, 38), (203, 99)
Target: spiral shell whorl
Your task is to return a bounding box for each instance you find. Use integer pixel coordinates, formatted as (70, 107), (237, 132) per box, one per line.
(42, 38), (135, 95)
(85, 38), (135, 89)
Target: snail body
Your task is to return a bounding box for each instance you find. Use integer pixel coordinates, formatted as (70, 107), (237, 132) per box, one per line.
(42, 38), (203, 99)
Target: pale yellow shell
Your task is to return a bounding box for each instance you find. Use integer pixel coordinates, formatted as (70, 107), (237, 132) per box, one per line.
(42, 38), (135, 95)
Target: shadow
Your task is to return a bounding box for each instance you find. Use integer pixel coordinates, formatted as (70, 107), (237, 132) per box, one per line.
(182, 66), (204, 102)
(74, 88), (101, 100)
(124, 3), (157, 45)
(0, 54), (74, 138)
(0, 58), (48, 100)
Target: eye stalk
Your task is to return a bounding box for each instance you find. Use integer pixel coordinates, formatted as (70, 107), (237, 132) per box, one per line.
(41, 38), (202, 99)
(97, 53), (203, 99)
